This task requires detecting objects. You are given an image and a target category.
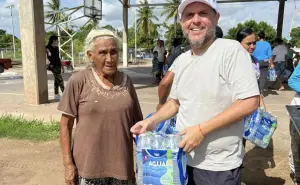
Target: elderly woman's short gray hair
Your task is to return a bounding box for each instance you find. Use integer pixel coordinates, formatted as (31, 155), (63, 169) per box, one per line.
(84, 29), (121, 63)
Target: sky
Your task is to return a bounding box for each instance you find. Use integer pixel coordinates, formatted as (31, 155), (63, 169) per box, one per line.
(0, 0), (299, 40)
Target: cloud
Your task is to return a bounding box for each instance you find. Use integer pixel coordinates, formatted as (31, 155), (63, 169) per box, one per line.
(0, 0), (299, 41)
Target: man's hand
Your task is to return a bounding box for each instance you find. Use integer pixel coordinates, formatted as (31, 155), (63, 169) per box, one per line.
(156, 103), (163, 111)
(64, 164), (77, 185)
(130, 119), (157, 135)
(178, 125), (204, 153)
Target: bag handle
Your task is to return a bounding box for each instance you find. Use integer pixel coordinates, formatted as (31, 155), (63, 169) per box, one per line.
(177, 148), (188, 185)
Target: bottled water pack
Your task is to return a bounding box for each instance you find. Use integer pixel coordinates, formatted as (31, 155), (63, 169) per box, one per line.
(267, 67), (277, 81)
(244, 107), (278, 148)
(136, 114), (187, 185)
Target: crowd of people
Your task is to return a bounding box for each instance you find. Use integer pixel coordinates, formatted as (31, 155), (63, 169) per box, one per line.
(56, 0), (300, 185)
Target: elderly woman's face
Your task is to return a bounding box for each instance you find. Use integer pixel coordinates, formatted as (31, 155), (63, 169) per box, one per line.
(88, 38), (118, 76)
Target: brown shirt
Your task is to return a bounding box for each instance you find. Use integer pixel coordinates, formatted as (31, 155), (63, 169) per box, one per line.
(57, 68), (143, 180)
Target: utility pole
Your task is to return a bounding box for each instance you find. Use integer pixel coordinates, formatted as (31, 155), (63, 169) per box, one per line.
(6, 4), (16, 59)
(135, 8), (137, 64)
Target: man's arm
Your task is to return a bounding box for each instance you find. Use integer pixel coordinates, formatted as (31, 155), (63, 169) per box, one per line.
(130, 99), (179, 134)
(199, 96), (259, 135)
(157, 72), (175, 110)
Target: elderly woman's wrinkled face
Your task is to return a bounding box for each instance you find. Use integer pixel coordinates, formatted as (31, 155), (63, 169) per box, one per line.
(88, 38), (118, 76)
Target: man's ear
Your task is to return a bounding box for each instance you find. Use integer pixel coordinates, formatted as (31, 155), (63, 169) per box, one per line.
(215, 12), (220, 24)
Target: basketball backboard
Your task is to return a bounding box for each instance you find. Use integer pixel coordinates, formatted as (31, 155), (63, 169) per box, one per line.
(84, 0), (102, 20)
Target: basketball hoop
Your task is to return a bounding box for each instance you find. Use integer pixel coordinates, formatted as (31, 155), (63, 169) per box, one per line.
(84, 0), (102, 20)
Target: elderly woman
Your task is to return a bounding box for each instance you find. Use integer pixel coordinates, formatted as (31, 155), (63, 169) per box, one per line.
(58, 29), (143, 185)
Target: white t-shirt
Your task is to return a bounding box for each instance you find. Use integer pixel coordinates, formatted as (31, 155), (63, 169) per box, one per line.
(170, 39), (260, 171)
(272, 44), (288, 62)
(153, 46), (165, 63)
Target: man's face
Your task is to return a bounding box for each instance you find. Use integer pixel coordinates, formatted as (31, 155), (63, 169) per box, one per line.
(180, 2), (219, 48)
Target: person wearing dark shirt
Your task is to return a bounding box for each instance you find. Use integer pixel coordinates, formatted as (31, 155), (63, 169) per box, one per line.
(252, 32), (272, 91)
(46, 35), (64, 99)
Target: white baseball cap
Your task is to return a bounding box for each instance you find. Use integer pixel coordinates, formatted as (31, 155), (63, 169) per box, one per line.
(178, 0), (218, 19)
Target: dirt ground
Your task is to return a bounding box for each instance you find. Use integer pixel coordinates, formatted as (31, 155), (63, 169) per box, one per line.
(0, 134), (293, 185)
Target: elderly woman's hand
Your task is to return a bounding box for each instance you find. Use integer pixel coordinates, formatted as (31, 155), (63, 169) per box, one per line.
(130, 119), (157, 135)
(64, 164), (77, 185)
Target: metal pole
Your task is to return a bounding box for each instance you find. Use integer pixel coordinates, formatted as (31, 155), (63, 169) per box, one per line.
(6, 5), (16, 59)
(71, 39), (75, 68)
(134, 8), (137, 64)
(277, 0), (286, 38)
(122, 2), (128, 67)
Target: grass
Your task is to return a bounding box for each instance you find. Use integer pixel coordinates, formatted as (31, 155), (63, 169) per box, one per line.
(0, 115), (60, 141)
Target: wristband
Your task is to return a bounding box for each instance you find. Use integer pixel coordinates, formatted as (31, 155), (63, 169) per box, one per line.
(198, 125), (205, 137)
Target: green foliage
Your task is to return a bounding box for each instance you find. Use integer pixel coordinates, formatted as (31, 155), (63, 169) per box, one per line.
(164, 23), (186, 48)
(136, 0), (158, 37)
(290, 27), (300, 47)
(160, 0), (180, 37)
(0, 115), (59, 141)
(225, 20), (276, 42)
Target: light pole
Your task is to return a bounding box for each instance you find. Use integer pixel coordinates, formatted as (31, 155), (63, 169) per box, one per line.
(134, 8), (137, 64)
(6, 4), (16, 59)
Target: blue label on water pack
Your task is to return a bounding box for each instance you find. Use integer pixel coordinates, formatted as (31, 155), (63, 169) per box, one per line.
(142, 149), (176, 185)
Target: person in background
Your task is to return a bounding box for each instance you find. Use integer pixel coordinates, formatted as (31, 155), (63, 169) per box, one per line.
(288, 61), (300, 185)
(287, 43), (296, 72)
(236, 28), (266, 110)
(152, 51), (160, 84)
(156, 25), (224, 111)
(46, 35), (65, 99)
(167, 38), (182, 69)
(253, 31), (272, 91)
(269, 38), (288, 91)
(153, 40), (166, 80)
(132, 0), (259, 184)
(216, 25), (223, 39)
(58, 29), (143, 185)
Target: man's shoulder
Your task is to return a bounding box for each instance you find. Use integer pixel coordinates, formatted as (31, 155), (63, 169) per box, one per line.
(212, 39), (243, 54)
(214, 38), (241, 48)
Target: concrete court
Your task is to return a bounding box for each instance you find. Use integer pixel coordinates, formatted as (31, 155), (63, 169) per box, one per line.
(0, 64), (297, 185)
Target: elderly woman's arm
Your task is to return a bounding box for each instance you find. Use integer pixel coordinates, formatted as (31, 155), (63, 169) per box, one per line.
(60, 114), (77, 185)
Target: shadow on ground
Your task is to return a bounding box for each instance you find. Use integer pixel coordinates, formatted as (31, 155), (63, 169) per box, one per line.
(242, 140), (286, 185)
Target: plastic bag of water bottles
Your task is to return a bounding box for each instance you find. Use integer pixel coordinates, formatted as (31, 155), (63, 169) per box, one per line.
(267, 67), (277, 81)
(244, 107), (278, 148)
(135, 113), (187, 185)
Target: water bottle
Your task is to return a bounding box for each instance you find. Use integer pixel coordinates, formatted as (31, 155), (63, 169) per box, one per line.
(136, 134), (145, 185)
(244, 108), (263, 141)
(170, 135), (182, 185)
(152, 135), (161, 149)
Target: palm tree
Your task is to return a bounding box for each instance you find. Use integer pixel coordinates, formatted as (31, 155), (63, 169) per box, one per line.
(86, 17), (100, 29)
(136, 0), (158, 38)
(160, 0), (180, 37)
(44, 0), (68, 32)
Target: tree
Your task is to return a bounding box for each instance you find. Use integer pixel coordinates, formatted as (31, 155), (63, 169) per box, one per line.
(290, 27), (300, 47)
(164, 23), (186, 48)
(160, 0), (180, 37)
(44, 0), (69, 32)
(136, 0), (158, 38)
(87, 17), (100, 29)
(225, 20), (277, 42)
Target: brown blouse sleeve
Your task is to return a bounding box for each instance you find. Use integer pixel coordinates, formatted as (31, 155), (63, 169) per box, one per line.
(127, 76), (143, 124)
(57, 74), (82, 117)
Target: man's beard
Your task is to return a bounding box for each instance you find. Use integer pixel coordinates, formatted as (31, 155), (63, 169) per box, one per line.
(184, 27), (216, 48)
